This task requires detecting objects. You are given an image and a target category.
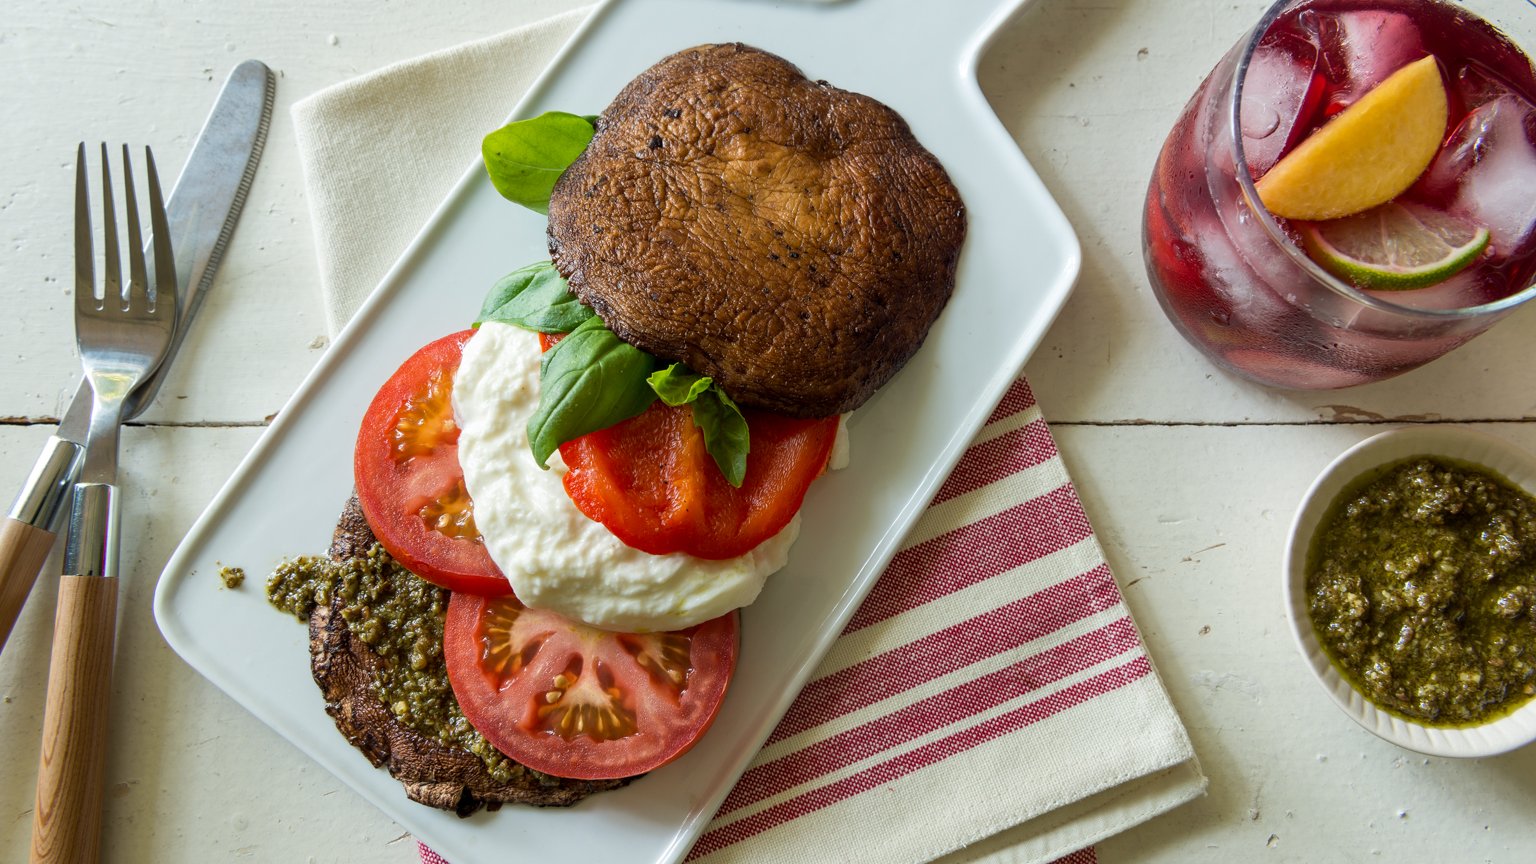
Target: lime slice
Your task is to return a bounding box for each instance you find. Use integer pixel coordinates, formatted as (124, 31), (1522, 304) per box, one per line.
(1299, 202), (1489, 290)
(1257, 55), (1448, 221)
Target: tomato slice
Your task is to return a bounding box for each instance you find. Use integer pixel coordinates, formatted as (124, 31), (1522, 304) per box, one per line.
(560, 403), (837, 559)
(444, 591), (737, 780)
(542, 332), (839, 560)
(354, 330), (509, 595)
(551, 330), (838, 558)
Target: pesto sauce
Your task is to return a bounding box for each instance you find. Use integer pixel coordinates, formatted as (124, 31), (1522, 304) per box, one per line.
(266, 546), (554, 785)
(1307, 457), (1536, 726)
(217, 565), (246, 589)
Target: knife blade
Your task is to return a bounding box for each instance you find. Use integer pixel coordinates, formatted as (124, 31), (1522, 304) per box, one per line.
(0, 60), (275, 654)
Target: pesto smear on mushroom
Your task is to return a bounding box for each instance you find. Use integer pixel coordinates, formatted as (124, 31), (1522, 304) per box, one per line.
(1306, 457), (1536, 725)
(266, 545), (527, 782)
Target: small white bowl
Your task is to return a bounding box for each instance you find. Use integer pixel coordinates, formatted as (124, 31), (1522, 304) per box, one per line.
(1284, 426), (1536, 758)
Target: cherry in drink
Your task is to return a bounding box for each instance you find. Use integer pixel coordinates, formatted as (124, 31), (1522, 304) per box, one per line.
(1144, 0), (1536, 389)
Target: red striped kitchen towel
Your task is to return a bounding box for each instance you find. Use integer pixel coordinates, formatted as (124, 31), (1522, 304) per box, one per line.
(292, 11), (1204, 864)
(402, 376), (1200, 864)
(680, 378), (1194, 864)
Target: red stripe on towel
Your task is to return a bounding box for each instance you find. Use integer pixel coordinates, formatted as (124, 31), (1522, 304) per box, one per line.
(846, 485), (1093, 633)
(985, 377), (1037, 424)
(931, 420), (1058, 505)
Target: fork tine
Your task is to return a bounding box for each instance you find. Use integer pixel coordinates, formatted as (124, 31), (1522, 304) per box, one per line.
(144, 147), (175, 318)
(99, 143), (121, 308)
(74, 144), (94, 314)
(120, 144), (149, 312)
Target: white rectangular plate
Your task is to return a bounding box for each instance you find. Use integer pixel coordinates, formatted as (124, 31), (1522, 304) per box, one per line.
(154, 0), (1080, 861)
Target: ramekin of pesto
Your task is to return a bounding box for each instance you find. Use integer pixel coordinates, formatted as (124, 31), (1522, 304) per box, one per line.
(1307, 457), (1536, 724)
(1286, 428), (1536, 757)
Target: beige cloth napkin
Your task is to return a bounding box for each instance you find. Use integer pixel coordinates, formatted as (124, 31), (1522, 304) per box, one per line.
(296, 9), (588, 335)
(292, 8), (1205, 864)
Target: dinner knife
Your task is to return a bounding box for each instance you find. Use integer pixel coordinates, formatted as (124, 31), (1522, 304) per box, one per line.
(0, 60), (275, 655)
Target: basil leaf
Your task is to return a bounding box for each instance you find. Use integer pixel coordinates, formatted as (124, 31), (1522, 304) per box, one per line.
(646, 363), (750, 487)
(476, 261), (594, 333)
(482, 111), (596, 214)
(648, 363), (713, 406)
(527, 316), (658, 469)
(692, 388), (750, 488)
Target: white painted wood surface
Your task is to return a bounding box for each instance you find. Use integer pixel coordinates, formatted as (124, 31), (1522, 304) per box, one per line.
(2, 0), (1534, 861)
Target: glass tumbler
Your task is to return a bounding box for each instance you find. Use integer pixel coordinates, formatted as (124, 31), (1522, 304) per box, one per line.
(1142, 0), (1536, 390)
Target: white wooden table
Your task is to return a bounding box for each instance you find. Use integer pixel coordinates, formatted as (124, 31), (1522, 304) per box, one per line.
(3, 1), (1535, 861)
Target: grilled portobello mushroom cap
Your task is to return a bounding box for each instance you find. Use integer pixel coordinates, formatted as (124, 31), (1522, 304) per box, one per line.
(547, 43), (966, 418)
(307, 496), (626, 815)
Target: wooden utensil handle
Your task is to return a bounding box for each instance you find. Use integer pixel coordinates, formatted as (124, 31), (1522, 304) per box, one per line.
(31, 573), (117, 864)
(0, 517), (57, 654)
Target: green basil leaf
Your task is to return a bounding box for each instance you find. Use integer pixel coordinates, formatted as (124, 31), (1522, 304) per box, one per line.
(648, 363), (714, 406)
(527, 316), (658, 469)
(482, 111), (596, 214)
(692, 388), (750, 488)
(476, 261), (594, 333)
(645, 362), (751, 486)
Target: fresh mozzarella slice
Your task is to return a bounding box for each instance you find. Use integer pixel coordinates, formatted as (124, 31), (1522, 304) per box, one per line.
(453, 322), (800, 632)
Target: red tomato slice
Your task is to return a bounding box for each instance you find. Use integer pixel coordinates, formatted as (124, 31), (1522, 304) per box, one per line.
(354, 330), (509, 595)
(444, 591), (737, 780)
(560, 404), (838, 559)
(547, 330), (838, 558)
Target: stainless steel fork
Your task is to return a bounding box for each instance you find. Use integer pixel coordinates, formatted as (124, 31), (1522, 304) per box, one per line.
(30, 144), (177, 864)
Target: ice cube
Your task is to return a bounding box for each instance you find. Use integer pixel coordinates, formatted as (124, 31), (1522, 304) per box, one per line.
(1454, 60), (1522, 112)
(1203, 199), (1299, 327)
(1317, 10), (1426, 110)
(1242, 30), (1325, 176)
(1420, 94), (1536, 256)
(1370, 269), (1489, 312)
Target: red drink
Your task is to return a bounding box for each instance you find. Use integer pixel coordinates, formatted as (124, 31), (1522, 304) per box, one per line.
(1144, 0), (1536, 389)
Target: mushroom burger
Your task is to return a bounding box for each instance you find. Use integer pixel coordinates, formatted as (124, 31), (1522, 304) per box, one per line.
(271, 43), (965, 806)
